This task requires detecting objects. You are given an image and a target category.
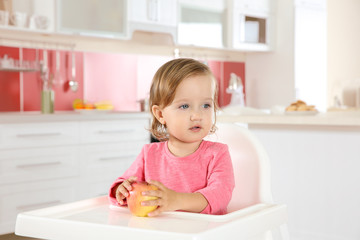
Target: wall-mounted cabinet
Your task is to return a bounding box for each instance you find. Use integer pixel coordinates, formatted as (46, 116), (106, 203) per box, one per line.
(0, 0), (55, 32)
(56, 0), (128, 38)
(229, 0), (275, 51)
(1, 0), (276, 52)
(177, 0), (227, 49)
(128, 0), (177, 41)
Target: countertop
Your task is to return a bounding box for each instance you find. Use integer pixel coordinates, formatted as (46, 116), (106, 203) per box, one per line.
(217, 111), (360, 127)
(0, 111), (150, 124)
(1, 110), (359, 126)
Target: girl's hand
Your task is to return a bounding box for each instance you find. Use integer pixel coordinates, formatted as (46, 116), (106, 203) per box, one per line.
(115, 176), (137, 205)
(141, 180), (179, 217)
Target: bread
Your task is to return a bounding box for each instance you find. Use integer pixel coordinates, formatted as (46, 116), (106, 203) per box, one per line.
(285, 100), (317, 112)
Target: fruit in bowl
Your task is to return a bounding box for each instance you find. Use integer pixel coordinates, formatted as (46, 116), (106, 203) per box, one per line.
(73, 99), (85, 109)
(95, 100), (114, 110)
(84, 103), (95, 109)
(127, 181), (158, 217)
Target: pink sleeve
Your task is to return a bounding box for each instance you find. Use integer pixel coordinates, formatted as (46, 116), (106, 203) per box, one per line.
(108, 146), (146, 206)
(196, 145), (235, 215)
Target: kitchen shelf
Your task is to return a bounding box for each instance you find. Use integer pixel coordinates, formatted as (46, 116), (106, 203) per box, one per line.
(0, 67), (39, 72)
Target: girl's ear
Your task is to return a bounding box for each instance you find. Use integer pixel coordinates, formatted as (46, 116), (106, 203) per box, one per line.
(152, 105), (165, 125)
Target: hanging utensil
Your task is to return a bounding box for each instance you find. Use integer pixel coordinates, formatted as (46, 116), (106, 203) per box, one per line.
(53, 49), (63, 86)
(68, 51), (78, 92)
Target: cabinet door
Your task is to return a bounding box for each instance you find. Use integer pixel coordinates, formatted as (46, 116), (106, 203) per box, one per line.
(0, 122), (78, 149)
(0, 146), (79, 184)
(79, 120), (149, 144)
(128, 0), (177, 26)
(237, 0), (271, 13)
(177, 0), (227, 48)
(57, 0), (128, 38)
(0, 186), (75, 234)
(127, 0), (177, 40)
(231, 0), (274, 51)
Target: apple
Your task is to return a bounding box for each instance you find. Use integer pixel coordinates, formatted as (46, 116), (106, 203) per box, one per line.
(126, 181), (158, 217)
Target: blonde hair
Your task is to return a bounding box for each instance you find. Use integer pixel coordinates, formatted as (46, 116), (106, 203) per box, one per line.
(149, 58), (219, 141)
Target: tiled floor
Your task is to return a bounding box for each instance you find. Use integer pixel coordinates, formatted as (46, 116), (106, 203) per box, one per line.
(0, 234), (39, 240)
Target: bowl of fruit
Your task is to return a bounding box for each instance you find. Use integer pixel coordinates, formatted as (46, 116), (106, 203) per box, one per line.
(73, 99), (114, 113)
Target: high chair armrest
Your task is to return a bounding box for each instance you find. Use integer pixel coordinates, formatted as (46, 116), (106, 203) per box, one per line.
(16, 196), (287, 240)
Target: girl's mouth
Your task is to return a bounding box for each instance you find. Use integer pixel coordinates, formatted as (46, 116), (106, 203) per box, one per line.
(190, 126), (201, 132)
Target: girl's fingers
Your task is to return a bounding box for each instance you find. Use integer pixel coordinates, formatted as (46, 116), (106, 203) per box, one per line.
(122, 180), (133, 192)
(148, 180), (165, 190)
(142, 190), (162, 198)
(148, 207), (163, 217)
(128, 176), (138, 183)
(115, 189), (126, 203)
(141, 198), (162, 207)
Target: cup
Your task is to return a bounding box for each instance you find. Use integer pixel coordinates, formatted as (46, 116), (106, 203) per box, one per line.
(0, 10), (9, 26)
(10, 11), (27, 28)
(34, 15), (49, 30)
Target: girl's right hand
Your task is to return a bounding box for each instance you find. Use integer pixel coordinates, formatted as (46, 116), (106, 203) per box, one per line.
(115, 176), (137, 205)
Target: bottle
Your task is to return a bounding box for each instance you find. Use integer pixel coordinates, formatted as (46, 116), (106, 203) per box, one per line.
(41, 80), (54, 114)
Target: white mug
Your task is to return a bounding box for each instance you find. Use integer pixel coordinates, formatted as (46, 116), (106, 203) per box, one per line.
(10, 11), (27, 28)
(0, 10), (9, 26)
(34, 15), (49, 30)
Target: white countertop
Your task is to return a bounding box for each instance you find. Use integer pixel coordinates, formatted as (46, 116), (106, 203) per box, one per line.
(0, 111), (150, 124)
(217, 111), (360, 127)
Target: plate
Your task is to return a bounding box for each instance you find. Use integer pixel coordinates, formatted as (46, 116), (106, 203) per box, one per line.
(285, 110), (318, 116)
(74, 109), (112, 114)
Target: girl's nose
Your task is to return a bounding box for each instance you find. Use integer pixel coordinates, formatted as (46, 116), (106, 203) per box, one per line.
(190, 110), (202, 121)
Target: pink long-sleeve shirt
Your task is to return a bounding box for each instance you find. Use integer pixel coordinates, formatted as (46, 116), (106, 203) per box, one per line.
(108, 140), (235, 215)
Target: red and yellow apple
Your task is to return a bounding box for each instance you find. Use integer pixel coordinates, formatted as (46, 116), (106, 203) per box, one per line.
(126, 181), (158, 217)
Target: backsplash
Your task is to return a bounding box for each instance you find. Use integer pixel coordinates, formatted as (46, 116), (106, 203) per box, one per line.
(0, 45), (245, 112)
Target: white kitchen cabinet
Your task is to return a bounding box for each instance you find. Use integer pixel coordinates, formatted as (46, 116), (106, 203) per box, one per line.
(78, 119), (149, 199)
(0, 115), (150, 234)
(0, 146), (79, 184)
(0, 122), (78, 149)
(56, 0), (128, 38)
(229, 0), (275, 51)
(128, 0), (177, 41)
(177, 0), (227, 48)
(0, 0), (55, 32)
(0, 184), (75, 235)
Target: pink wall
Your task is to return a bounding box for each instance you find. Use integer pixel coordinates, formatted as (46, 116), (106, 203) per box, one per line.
(0, 46), (83, 112)
(0, 45), (245, 112)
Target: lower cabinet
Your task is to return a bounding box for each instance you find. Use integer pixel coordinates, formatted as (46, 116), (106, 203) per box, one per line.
(0, 116), (150, 234)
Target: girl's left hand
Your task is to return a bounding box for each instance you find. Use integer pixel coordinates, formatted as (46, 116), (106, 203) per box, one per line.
(141, 180), (179, 217)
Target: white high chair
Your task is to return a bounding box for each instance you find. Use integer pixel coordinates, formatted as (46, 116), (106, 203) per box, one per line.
(15, 123), (288, 240)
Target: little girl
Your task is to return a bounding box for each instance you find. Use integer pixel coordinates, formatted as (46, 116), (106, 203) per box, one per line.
(108, 58), (234, 216)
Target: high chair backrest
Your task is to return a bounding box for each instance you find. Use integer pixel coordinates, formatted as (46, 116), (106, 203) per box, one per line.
(206, 123), (273, 213)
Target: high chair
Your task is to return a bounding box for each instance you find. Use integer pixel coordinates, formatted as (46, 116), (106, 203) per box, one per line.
(15, 123), (288, 240)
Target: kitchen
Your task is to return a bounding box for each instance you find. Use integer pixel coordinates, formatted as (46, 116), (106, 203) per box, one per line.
(0, 0), (360, 240)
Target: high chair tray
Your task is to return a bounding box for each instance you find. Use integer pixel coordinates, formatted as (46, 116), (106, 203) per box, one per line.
(15, 196), (287, 240)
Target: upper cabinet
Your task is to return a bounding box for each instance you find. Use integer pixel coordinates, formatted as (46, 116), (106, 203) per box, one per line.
(57, 0), (128, 38)
(229, 0), (275, 51)
(128, 0), (177, 41)
(1, 0), (276, 52)
(0, 0), (55, 32)
(177, 0), (227, 49)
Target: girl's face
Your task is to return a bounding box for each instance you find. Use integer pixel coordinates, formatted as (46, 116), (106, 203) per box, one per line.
(157, 74), (215, 144)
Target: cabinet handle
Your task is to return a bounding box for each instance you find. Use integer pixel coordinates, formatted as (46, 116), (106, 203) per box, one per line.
(16, 133), (62, 138)
(97, 129), (134, 135)
(16, 161), (62, 169)
(98, 155), (135, 161)
(17, 200), (62, 211)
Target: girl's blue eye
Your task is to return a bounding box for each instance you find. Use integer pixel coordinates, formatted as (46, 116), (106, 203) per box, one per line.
(203, 103), (211, 109)
(179, 104), (189, 109)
